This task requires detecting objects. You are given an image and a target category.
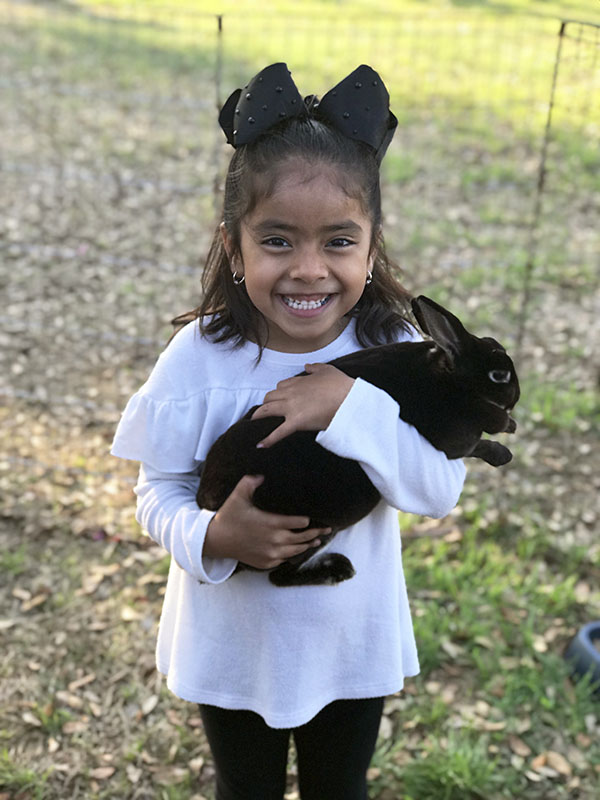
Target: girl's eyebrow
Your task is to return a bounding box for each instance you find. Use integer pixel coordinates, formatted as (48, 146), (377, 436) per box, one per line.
(251, 219), (364, 235)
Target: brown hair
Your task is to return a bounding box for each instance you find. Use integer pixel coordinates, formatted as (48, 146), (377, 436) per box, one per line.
(172, 116), (411, 352)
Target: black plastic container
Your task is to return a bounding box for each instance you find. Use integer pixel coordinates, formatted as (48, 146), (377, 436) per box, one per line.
(564, 621), (600, 693)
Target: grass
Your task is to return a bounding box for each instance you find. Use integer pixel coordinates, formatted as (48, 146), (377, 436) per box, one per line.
(0, 749), (49, 799)
(1, 1), (598, 798)
(392, 523), (600, 798)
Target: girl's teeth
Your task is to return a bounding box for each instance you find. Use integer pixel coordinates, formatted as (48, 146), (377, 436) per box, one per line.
(283, 296), (330, 310)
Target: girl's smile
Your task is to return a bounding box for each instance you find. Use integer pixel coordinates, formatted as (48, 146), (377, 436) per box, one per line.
(223, 163), (374, 353)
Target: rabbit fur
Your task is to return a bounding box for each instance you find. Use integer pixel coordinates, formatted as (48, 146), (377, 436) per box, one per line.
(197, 296), (520, 586)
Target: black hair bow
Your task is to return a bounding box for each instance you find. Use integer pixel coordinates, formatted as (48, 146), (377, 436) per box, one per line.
(218, 62), (397, 164)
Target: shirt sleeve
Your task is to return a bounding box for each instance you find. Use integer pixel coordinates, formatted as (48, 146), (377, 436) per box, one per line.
(134, 464), (238, 584)
(315, 377), (466, 518)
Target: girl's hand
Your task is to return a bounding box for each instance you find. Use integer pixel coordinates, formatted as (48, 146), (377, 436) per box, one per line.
(251, 363), (354, 448)
(203, 475), (330, 570)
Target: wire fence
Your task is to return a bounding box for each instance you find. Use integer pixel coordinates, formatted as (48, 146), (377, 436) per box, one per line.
(0, 1), (598, 454)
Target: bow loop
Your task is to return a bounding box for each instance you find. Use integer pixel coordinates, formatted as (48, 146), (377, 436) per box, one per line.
(219, 62), (304, 148)
(316, 65), (397, 162)
(218, 63), (396, 164)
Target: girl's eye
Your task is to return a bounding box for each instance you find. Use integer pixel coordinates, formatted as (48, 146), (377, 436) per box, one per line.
(327, 237), (353, 248)
(263, 237), (290, 248)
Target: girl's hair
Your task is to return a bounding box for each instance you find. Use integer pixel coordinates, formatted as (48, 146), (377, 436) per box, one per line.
(172, 115), (411, 351)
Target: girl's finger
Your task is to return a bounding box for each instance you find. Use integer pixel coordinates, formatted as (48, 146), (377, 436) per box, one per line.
(251, 401), (285, 420)
(256, 421), (292, 449)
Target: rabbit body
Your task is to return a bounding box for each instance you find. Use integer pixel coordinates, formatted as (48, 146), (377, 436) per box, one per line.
(197, 297), (520, 586)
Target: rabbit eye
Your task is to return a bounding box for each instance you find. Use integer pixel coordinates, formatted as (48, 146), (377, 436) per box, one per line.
(489, 369), (511, 384)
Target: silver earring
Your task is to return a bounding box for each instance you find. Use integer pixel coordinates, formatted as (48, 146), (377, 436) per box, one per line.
(366, 270), (373, 285)
(232, 271), (245, 285)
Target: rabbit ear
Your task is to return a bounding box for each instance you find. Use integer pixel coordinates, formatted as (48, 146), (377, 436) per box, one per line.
(411, 296), (470, 363)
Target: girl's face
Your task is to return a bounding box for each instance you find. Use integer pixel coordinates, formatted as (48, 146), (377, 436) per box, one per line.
(223, 163), (374, 353)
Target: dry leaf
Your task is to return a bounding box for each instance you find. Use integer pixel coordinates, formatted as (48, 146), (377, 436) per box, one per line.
(90, 766), (115, 780)
(126, 764), (142, 784)
(48, 737), (60, 753)
(531, 753), (547, 771)
(21, 592), (49, 611)
(68, 673), (96, 691)
(22, 711), (42, 727)
(89, 701), (102, 717)
(525, 770), (544, 783)
(0, 619), (18, 630)
(441, 638), (463, 659)
(509, 735), (532, 757)
(149, 766), (188, 785)
(62, 719), (88, 734)
(55, 691), (84, 709)
(166, 709), (184, 726)
(546, 751), (572, 777)
(121, 605), (142, 621)
(189, 756), (205, 774)
(378, 715), (393, 739)
(141, 695), (159, 716)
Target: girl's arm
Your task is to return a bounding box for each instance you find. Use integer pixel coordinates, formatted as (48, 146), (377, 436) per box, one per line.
(134, 465), (235, 583)
(135, 465), (328, 582)
(252, 365), (465, 518)
(315, 378), (466, 518)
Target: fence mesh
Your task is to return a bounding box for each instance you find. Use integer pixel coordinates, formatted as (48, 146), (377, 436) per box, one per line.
(0, 1), (598, 544)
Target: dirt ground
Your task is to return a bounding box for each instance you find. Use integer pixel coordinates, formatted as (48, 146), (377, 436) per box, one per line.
(1, 9), (599, 798)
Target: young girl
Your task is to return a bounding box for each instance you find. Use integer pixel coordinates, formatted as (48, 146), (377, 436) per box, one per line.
(112, 63), (466, 800)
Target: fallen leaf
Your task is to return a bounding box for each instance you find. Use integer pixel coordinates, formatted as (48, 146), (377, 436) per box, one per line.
(90, 767), (115, 780)
(126, 764), (142, 784)
(525, 770), (544, 783)
(149, 766), (188, 785)
(189, 757), (205, 774)
(141, 695), (159, 716)
(531, 754), (547, 771)
(378, 715), (393, 739)
(55, 691), (84, 709)
(546, 751), (572, 777)
(68, 673), (96, 691)
(21, 592), (49, 611)
(62, 719), (88, 734)
(121, 606), (142, 621)
(441, 638), (464, 659)
(509, 735), (532, 758)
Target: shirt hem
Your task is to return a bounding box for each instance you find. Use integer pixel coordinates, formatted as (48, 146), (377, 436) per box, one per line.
(157, 667), (420, 729)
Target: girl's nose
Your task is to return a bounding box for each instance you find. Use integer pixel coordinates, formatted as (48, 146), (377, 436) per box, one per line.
(288, 251), (328, 283)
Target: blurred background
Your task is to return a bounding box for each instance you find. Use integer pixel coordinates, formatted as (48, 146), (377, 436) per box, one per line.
(1, 2), (599, 799)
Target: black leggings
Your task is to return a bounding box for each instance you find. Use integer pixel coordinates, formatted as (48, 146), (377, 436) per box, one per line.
(199, 697), (384, 800)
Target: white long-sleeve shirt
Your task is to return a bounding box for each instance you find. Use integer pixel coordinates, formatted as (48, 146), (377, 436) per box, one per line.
(111, 318), (465, 728)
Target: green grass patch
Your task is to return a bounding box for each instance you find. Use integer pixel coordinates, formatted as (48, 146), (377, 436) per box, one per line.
(521, 378), (599, 431)
(0, 750), (49, 799)
(0, 542), (28, 576)
(400, 731), (499, 800)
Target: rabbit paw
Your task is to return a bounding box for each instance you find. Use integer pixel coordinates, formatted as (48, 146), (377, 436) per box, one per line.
(269, 553), (355, 586)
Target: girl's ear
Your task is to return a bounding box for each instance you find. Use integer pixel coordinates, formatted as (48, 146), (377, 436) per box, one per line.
(220, 222), (234, 261)
(367, 224), (381, 271)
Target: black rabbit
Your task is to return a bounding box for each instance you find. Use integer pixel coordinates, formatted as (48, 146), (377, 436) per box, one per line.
(197, 296), (520, 587)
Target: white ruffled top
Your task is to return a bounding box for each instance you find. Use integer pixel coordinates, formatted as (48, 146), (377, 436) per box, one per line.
(111, 319), (466, 728)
